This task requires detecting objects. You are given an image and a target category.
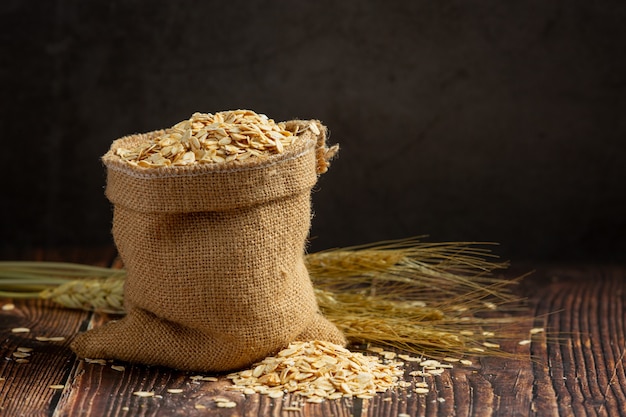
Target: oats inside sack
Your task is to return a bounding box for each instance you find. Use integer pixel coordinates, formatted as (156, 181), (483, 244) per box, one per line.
(114, 110), (301, 167)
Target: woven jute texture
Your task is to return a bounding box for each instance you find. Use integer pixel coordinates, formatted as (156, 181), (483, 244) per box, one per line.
(71, 120), (346, 372)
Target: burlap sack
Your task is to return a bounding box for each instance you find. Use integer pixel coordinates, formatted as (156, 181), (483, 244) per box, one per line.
(71, 120), (346, 371)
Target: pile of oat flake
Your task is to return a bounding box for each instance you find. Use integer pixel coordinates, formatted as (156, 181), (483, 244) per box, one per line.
(115, 110), (308, 168)
(225, 340), (452, 403)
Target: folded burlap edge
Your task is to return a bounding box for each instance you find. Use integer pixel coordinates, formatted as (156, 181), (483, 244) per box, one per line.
(102, 119), (338, 213)
(103, 120), (336, 178)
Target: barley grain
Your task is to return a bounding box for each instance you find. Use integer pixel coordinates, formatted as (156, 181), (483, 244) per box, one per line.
(35, 336), (66, 342)
(84, 358), (107, 365)
(167, 388), (184, 394)
(190, 375), (218, 382)
(213, 397), (231, 403)
(427, 368), (445, 375)
(11, 327), (30, 333)
(268, 391), (284, 398)
(133, 391), (155, 397)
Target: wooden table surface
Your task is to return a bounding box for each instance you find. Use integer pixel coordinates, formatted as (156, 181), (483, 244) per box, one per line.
(1, 248), (625, 417)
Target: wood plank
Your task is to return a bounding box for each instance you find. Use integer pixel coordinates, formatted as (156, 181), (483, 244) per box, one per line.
(3, 249), (626, 416)
(479, 340), (535, 416)
(529, 266), (626, 417)
(55, 315), (492, 417)
(0, 247), (116, 417)
(0, 298), (89, 417)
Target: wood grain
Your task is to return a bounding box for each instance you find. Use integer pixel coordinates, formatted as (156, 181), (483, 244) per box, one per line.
(0, 298), (88, 417)
(1, 250), (626, 416)
(0, 248), (115, 417)
(530, 266), (626, 417)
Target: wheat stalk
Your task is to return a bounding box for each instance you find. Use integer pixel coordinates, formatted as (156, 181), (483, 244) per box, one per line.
(40, 275), (125, 314)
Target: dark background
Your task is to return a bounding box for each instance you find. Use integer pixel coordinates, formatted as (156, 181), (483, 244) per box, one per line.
(1, 0), (625, 263)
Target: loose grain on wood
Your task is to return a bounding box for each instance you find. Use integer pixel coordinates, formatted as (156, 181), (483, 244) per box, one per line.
(0, 298), (90, 416)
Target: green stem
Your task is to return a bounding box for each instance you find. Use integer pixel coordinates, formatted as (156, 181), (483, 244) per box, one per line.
(0, 261), (122, 275)
(0, 273), (73, 285)
(0, 290), (42, 299)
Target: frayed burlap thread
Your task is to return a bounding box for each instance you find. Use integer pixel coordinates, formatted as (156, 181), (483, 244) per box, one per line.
(71, 120), (346, 372)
